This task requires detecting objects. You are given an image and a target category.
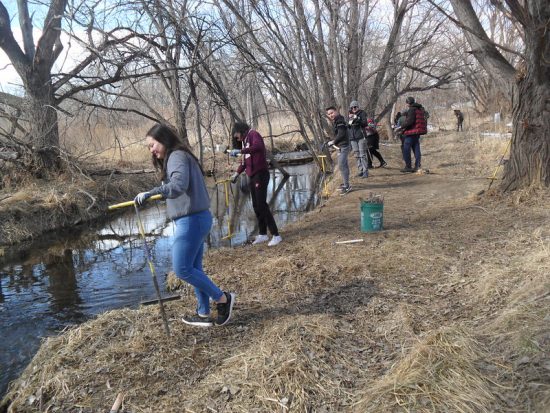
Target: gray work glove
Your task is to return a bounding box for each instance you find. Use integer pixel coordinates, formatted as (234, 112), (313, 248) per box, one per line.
(134, 191), (151, 206)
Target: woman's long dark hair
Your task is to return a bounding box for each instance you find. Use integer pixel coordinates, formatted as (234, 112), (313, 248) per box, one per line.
(146, 123), (203, 179)
(231, 122), (250, 150)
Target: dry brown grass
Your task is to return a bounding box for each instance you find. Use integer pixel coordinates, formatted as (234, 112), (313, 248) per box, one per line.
(0, 172), (157, 245)
(354, 327), (494, 413)
(60, 113), (304, 168)
(2, 130), (549, 412)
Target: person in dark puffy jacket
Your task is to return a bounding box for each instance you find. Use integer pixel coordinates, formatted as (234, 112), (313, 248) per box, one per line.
(454, 109), (464, 131)
(399, 97), (427, 173)
(326, 106), (352, 194)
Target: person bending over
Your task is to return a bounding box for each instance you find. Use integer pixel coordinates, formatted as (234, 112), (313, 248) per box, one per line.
(134, 123), (236, 327)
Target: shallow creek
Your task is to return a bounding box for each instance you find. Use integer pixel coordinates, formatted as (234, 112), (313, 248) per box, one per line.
(0, 162), (322, 397)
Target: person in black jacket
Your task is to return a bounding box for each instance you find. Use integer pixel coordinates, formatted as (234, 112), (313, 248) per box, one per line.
(347, 101), (369, 178)
(365, 118), (387, 168)
(326, 106), (351, 194)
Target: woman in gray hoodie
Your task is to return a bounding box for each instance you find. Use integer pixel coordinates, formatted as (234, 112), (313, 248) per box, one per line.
(134, 123), (235, 327)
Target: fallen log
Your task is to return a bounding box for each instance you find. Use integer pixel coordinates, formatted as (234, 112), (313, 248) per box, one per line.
(89, 168), (155, 176)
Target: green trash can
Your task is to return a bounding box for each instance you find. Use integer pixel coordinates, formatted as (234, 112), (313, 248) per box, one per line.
(361, 200), (384, 232)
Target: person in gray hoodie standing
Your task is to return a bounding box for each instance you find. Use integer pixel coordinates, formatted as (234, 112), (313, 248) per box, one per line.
(134, 123), (235, 327)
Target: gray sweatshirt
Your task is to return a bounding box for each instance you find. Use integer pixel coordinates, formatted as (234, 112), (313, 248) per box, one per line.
(148, 150), (210, 220)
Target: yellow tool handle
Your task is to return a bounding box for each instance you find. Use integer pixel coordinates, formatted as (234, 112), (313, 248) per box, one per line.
(108, 194), (163, 210)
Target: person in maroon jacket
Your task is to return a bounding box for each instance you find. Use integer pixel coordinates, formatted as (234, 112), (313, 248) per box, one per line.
(229, 122), (282, 247)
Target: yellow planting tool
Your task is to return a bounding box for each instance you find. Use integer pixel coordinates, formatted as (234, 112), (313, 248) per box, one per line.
(215, 179), (234, 240)
(108, 194), (163, 210)
(107, 194), (170, 336)
(318, 155), (330, 198)
(487, 137), (512, 190)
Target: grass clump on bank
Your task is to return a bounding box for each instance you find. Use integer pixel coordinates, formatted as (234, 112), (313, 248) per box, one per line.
(354, 328), (495, 412)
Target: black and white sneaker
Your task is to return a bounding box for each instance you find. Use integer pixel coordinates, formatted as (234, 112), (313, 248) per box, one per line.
(340, 185), (352, 195)
(215, 292), (236, 326)
(182, 313), (213, 327)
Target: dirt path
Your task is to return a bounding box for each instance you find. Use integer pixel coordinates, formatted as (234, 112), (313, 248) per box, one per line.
(2, 133), (549, 412)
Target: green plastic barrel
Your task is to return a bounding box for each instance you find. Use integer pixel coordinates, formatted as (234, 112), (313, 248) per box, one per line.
(361, 200), (384, 232)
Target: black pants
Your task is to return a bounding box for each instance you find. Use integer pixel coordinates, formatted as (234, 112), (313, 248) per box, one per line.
(367, 148), (385, 167)
(249, 170), (279, 236)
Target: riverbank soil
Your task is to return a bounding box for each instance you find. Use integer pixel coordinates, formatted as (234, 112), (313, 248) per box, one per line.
(2, 132), (549, 412)
(0, 170), (158, 246)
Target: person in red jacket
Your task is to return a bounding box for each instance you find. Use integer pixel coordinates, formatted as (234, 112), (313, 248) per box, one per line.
(399, 96), (427, 173)
(229, 122), (282, 247)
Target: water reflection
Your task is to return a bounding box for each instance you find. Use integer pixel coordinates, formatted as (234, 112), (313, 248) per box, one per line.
(44, 249), (83, 320)
(0, 162), (321, 397)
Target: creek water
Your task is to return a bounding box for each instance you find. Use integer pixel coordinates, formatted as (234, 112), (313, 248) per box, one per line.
(0, 162), (322, 398)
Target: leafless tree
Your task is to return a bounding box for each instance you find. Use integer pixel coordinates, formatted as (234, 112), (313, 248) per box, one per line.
(0, 0), (153, 175)
(450, 3), (521, 114)
(211, 0), (459, 151)
(443, 0), (549, 190)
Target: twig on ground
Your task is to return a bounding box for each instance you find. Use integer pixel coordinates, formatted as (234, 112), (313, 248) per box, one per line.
(465, 205), (491, 214)
(78, 189), (97, 212)
(109, 392), (124, 413)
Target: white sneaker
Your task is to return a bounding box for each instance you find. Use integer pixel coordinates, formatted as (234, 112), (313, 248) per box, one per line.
(268, 235), (282, 247)
(252, 234), (269, 245)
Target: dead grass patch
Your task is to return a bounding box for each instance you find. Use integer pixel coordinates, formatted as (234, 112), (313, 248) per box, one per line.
(353, 328), (495, 413)
(0, 173), (157, 245)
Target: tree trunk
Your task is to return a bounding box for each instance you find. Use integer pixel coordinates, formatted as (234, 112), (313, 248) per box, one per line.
(449, 0), (515, 98)
(26, 77), (61, 173)
(501, 1), (550, 190)
(502, 69), (550, 190)
(449, 0), (549, 190)
(365, 0), (408, 117)
(345, 0), (361, 103)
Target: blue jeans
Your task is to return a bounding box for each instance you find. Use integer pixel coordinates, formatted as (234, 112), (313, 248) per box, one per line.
(172, 210), (223, 315)
(403, 135), (421, 169)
